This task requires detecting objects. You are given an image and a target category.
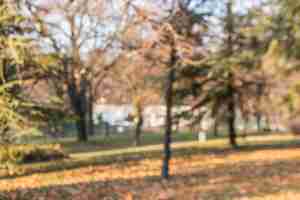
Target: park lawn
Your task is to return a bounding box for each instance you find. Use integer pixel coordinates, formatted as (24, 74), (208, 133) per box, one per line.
(36, 130), (274, 154)
(42, 131), (199, 154)
(1, 134), (300, 199)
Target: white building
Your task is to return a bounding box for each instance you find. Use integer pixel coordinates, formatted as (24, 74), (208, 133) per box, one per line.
(94, 104), (190, 128)
(94, 104), (286, 132)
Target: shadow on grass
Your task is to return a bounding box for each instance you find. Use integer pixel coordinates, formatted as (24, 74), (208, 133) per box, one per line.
(2, 157), (300, 200)
(56, 131), (278, 154)
(60, 132), (198, 154)
(1, 137), (300, 180)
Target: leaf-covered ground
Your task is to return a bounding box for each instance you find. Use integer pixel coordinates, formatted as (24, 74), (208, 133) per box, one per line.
(1, 135), (300, 200)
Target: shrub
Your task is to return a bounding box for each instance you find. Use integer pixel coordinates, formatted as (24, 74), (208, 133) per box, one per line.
(0, 144), (68, 166)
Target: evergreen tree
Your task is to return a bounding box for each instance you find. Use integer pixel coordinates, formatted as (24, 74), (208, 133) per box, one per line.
(177, 0), (272, 147)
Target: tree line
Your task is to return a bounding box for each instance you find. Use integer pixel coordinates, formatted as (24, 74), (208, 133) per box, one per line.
(1, 0), (300, 179)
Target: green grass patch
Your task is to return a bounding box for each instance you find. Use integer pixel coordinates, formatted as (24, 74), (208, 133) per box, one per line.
(1, 133), (298, 179)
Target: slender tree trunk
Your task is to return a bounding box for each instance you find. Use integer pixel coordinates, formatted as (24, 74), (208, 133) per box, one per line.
(256, 112), (261, 132)
(265, 115), (271, 132)
(175, 118), (180, 134)
(162, 67), (175, 179)
(243, 116), (249, 138)
(134, 115), (143, 146)
(104, 122), (110, 137)
(88, 82), (95, 136)
(228, 106), (237, 147)
(225, 0), (238, 148)
(133, 99), (144, 146)
(88, 101), (94, 136)
(213, 118), (219, 137)
(227, 85), (238, 148)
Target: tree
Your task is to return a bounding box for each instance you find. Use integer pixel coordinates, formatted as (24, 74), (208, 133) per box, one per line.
(246, 1), (300, 131)
(26, 0), (132, 141)
(132, 0), (209, 179)
(0, 0), (56, 143)
(110, 51), (161, 146)
(0, 1), (26, 142)
(121, 0), (184, 178)
(177, 0), (280, 148)
(158, 0), (209, 179)
(269, 0), (300, 131)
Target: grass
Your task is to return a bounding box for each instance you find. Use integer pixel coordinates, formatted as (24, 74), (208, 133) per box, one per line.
(1, 132), (300, 199)
(0, 132), (217, 178)
(0, 133), (295, 178)
(42, 131), (199, 153)
(36, 130), (274, 154)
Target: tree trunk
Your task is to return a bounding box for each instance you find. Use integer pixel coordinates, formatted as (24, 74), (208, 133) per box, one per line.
(256, 112), (261, 132)
(213, 118), (219, 137)
(77, 80), (89, 142)
(162, 67), (175, 179)
(76, 112), (88, 142)
(66, 75), (89, 142)
(228, 108), (237, 148)
(226, 1), (237, 148)
(265, 116), (271, 132)
(243, 116), (249, 138)
(104, 122), (110, 137)
(227, 86), (238, 148)
(134, 115), (143, 146)
(175, 118), (180, 134)
(87, 82), (95, 136)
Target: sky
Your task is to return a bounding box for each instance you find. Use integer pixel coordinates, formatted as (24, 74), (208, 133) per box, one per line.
(34, 0), (267, 56)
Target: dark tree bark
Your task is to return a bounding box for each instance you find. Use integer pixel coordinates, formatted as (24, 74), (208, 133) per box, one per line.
(243, 116), (249, 138)
(162, 66), (176, 179)
(255, 80), (265, 132)
(225, 0), (238, 148)
(67, 18), (89, 142)
(175, 118), (180, 134)
(213, 118), (219, 137)
(65, 62), (89, 142)
(256, 112), (262, 132)
(76, 77), (89, 142)
(227, 85), (238, 148)
(87, 81), (95, 136)
(263, 115), (271, 132)
(76, 110), (88, 141)
(134, 115), (143, 146)
(104, 122), (110, 137)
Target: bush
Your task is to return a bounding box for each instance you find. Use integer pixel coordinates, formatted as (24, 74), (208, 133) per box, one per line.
(0, 144), (68, 166)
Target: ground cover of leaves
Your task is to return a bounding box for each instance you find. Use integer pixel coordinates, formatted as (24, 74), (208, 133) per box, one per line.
(1, 143), (300, 199)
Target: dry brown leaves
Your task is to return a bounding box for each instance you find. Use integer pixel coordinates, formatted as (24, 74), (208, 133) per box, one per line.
(1, 147), (300, 199)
